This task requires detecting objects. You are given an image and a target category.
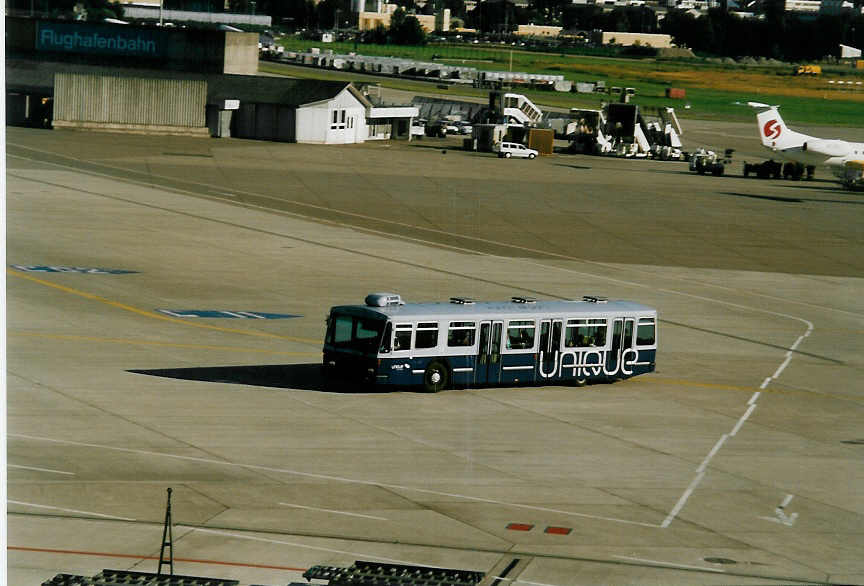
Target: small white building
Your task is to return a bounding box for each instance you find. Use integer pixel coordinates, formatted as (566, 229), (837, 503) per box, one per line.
(296, 84), (369, 144)
(213, 79), (418, 144)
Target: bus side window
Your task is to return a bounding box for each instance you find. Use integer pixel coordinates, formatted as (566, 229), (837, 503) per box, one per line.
(506, 320), (535, 350)
(448, 321), (476, 347)
(591, 319), (608, 347)
(394, 324), (413, 351)
(565, 319), (606, 348)
(637, 318), (656, 346)
(416, 322), (439, 349)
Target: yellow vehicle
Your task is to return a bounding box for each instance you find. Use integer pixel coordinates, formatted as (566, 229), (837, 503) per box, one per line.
(793, 64), (822, 75)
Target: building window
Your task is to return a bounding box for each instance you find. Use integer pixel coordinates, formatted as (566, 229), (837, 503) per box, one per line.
(331, 109), (347, 130)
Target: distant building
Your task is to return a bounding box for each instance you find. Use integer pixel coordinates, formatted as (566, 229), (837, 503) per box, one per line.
(515, 24), (563, 36)
(6, 17), (419, 142)
(784, 0), (820, 12)
(593, 31), (674, 47)
(840, 43), (862, 58)
(117, 4), (272, 27)
(572, 0), (659, 7)
(357, 3), (451, 32)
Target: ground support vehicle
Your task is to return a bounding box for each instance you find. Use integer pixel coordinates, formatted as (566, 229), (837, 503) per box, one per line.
(323, 293), (658, 392)
(779, 161), (815, 180)
(793, 64), (822, 76)
(689, 148), (731, 176)
(842, 161), (864, 190)
(743, 160), (783, 179)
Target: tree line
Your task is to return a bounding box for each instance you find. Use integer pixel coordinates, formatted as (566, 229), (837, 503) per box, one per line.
(661, 8), (864, 61)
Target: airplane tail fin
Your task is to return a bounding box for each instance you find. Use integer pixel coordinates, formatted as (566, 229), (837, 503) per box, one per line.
(756, 107), (808, 151)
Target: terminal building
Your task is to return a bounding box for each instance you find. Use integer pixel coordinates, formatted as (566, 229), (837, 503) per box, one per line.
(5, 16), (419, 143)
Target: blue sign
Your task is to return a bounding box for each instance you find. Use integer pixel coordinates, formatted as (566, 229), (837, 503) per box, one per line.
(37, 22), (164, 57)
(11, 265), (138, 274)
(157, 310), (301, 320)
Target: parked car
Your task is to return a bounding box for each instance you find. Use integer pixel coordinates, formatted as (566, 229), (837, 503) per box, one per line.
(455, 122), (473, 135)
(496, 142), (538, 159)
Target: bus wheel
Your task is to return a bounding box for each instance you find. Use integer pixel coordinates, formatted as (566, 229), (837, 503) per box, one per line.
(423, 362), (449, 393)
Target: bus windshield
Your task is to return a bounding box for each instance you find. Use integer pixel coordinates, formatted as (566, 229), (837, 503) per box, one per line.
(326, 312), (387, 354)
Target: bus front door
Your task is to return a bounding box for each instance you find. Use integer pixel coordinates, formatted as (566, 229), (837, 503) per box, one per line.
(476, 321), (503, 385)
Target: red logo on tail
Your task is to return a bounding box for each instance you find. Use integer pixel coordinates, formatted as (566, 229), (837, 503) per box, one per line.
(763, 119), (781, 139)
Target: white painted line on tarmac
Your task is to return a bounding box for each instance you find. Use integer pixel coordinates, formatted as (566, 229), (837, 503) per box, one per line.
(730, 404), (757, 437)
(9, 433), (660, 528)
(697, 434), (728, 473)
(612, 555), (725, 573)
(661, 470), (704, 528)
(772, 353), (794, 380)
(789, 334), (806, 352)
(8, 464), (75, 475)
(278, 502), (389, 521)
(657, 318), (815, 527)
(760, 494), (799, 527)
(182, 526), (429, 567)
(8, 500), (136, 521)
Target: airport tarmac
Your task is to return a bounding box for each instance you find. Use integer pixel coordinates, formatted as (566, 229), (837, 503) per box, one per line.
(5, 124), (864, 586)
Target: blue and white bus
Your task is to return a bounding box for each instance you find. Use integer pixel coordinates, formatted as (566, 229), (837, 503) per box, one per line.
(323, 293), (657, 392)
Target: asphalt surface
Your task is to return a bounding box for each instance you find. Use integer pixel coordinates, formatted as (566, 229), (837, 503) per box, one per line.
(5, 120), (864, 586)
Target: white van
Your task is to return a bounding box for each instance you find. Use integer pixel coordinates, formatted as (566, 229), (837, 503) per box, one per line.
(497, 142), (538, 159)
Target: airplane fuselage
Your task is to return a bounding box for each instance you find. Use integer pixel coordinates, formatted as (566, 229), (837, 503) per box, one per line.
(757, 107), (864, 186)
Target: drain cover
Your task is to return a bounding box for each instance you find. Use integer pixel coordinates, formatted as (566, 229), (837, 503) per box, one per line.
(704, 557), (738, 565)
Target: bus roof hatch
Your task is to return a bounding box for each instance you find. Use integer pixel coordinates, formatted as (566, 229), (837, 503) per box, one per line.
(365, 293), (404, 307)
(582, 295), (608, 303)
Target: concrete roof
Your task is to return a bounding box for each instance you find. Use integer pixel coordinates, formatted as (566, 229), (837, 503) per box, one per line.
(6, 59), (355, 106)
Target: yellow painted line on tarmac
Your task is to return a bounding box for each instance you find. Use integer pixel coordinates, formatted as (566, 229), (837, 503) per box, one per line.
(7, 269), (319, 345)
(643, 377), (762, 393)
(9, 332), (321, 356)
